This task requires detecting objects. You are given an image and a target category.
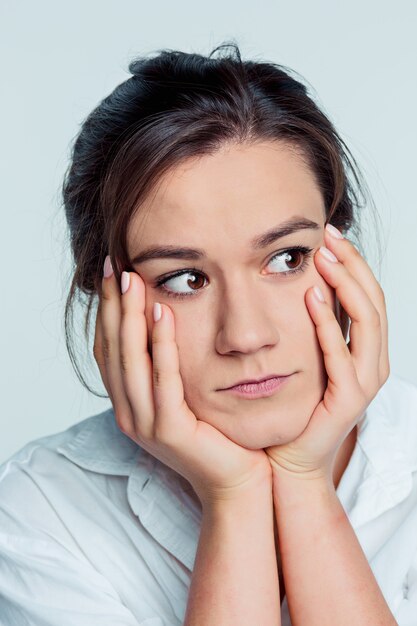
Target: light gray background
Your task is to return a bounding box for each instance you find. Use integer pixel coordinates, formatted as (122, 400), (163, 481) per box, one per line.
(1, 0), (416, 463)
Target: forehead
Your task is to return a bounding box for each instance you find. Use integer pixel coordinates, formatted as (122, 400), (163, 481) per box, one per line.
(128, 141), (325, 253)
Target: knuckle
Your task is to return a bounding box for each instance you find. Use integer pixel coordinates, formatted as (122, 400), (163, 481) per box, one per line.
(368, 307), (381, 328)
(339, 342), (352, 360)
(151, 333), (164, 348)
(120, 296), (130, 317)
(378, 286), (388, 309)
(93, 341), (101, 363)
(345, 383), (367, 417)
(330, 330), (351, 359)
(101, 285), (112, 302)
(348, 241), (362, 259)
(114, 410), (131, 435)
(382, 363), (390, 384)
(102, 336), (112, 360)
(152, 421), (164, 441)
(152, 420), (172, 445)
(153, 368), (164, 388)
(120, 352), (130, 374)
(153, 367), (174, 392)
(354, 398), (367, 419)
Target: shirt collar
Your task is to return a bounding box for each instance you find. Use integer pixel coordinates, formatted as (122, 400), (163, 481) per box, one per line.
(57, 408), (141, 476)
(56, 408), (202, 570)
(56, 372), (415, 569)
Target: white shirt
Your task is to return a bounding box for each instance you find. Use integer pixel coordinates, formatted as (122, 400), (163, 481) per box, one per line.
(1, 372), (417, 625)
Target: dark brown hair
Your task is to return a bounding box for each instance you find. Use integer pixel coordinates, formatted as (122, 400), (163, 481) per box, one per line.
(61, 41), (381, 397)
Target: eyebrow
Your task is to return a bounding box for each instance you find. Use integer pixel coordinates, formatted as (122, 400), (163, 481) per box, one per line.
(130, 216), (321, 265)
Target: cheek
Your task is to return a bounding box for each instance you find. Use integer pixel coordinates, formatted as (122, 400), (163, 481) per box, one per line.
(174, 316), (208, 385)
(292, 296), (323, 357)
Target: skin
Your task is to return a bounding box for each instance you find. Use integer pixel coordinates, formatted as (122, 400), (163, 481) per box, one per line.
(96, 139), (390, 613)
(126, 140), (352, 454)
(128, 138), (357, 587)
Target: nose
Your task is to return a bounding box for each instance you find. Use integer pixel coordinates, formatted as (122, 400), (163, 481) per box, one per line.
(214, 280), (280, 355)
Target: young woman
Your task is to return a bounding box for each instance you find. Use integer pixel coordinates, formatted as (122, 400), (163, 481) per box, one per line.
(1, 42), (416, 625)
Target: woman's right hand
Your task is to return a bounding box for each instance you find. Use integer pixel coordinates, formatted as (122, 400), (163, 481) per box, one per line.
(93, 258), (272, 508)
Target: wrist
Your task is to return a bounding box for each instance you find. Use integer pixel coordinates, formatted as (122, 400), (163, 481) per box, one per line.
(201, 477), (273, 516)
(269, 457), (334, 488)
(271, 465), (337, 509)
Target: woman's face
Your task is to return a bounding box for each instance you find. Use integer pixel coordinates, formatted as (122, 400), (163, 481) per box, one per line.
(127, 140), (337, 449)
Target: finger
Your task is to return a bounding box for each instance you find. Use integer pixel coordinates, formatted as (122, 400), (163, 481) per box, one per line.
(150, 298), (196, 444)
(324, 225), (390, 382)
(100, 259), (135, 435)
(119, 271), (155, 439)
(314, 245), (381, 394)
(93, 302), (112, 399)
(306, 286), (367, 423)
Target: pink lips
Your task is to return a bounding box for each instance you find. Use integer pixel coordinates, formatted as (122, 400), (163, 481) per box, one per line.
(223, 375), (293, 399)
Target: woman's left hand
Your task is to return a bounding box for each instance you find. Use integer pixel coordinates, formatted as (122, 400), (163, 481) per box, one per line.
(265, 223), (390, 481)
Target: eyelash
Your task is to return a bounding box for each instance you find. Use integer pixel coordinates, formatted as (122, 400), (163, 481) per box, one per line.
(153, 246), (314, 300)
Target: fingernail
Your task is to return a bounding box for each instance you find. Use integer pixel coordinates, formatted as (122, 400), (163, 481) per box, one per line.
(326, 223), (344, 239)
(313, 286), (325, 302)
(121, 271), (130, 294)
(319, 246), (338, 263)
(103, 255), (114, 278)
(153, 302), (162, 322)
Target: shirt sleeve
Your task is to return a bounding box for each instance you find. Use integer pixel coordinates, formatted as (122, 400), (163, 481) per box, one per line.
(0, 503), (171, 626)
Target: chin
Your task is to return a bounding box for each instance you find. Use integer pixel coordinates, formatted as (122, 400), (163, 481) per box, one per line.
(223, 416), (309, 450)
(199, 402), (315, 450)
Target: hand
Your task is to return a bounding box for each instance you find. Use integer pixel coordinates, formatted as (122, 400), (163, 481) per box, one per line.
(94, 259), (272, 508)
(265, 224), (390, 481)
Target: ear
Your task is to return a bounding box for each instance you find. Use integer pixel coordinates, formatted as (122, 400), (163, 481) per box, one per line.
(334, 294), (350, 342)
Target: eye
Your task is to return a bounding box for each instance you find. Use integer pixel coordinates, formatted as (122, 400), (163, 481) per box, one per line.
(267, 246), (313, 276)
(154, 246), (314, 300)
(154, 270), (207, 299)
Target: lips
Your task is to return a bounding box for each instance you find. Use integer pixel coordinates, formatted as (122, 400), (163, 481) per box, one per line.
(221, 374), (293, 399)
(223, 374), (291, 390)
